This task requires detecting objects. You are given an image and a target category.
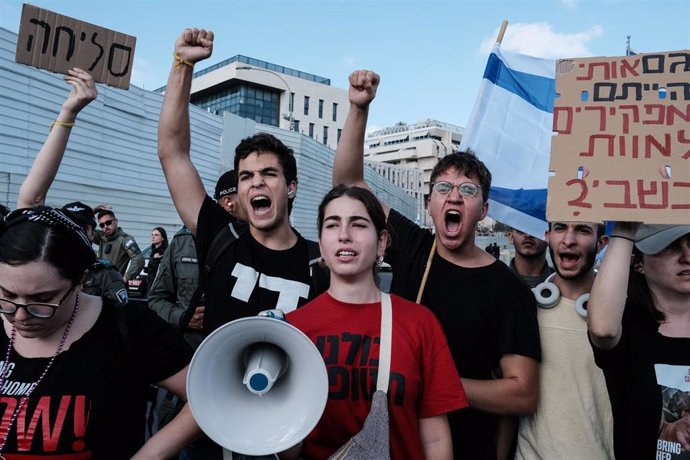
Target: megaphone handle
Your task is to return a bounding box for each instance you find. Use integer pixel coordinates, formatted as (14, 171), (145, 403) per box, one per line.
(376, 292), (393, 393)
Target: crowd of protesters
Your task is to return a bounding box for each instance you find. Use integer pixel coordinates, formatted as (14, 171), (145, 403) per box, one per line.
(0, 27), (688, 460)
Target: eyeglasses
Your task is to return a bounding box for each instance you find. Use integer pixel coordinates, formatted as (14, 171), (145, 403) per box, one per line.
(431, 181), (480, 198)
(0, 285), (75, 319)
(99, 219), (113, 228)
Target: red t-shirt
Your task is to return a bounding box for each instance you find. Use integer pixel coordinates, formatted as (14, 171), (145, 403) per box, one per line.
(287, 292), (467, 459)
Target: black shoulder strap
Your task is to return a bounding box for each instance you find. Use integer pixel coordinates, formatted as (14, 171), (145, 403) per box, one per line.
(306, 239), (321, 267)
(184, 222), (240, 328)
(203, 222), (240, 276)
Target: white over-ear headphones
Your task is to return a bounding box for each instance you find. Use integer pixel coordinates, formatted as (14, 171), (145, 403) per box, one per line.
(532, 273), (590, 319)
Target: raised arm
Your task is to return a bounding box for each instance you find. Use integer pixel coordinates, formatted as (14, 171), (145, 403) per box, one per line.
(17, 68), (97, 209)
(332, 70), (380, 189)
(588, 222), (639, 350)
(158, 28), (214, 235)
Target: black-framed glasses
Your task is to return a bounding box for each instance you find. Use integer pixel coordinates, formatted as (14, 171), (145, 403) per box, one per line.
(0, 285), (75, 319)
(99, 219), (113, 228)
(431, 181), (479, 198)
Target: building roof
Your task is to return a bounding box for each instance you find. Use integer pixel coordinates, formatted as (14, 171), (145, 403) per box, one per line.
(154, 55), (330, 93)
(367, 119), (464, 138)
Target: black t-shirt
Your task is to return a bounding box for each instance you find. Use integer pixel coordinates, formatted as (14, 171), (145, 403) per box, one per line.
(0, 300), (192, 458)
(386, 209), (541, 460)
(592, 306), (690, 460)
(197, 195), (321, 335)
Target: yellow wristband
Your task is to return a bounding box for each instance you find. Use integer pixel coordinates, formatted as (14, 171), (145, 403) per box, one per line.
(174, 53), (194, 70)
(50, 120), (75, 129)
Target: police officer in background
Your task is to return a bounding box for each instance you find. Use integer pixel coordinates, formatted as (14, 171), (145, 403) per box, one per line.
(148, 226), (203, 349)
(61, 201), (129, 304)
(94, 207), (144, 283)
(148, 170), (248, 350)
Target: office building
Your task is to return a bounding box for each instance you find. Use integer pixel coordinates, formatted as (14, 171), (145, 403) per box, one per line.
(364, 119), (464, 226)
(157, 55), (349, 150)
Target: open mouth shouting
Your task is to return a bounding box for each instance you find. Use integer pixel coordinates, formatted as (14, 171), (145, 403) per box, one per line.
(250, 195), (272, 216)
(444, 210), (462, 235)
(557, 251), (581, 271)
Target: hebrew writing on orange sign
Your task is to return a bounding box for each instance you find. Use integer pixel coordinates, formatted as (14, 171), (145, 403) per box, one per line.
(15, 4), (136, 90)
(548, 50), (690, 224)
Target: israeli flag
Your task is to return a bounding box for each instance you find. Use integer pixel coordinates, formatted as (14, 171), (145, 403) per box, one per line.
(460, 44), (555, 239)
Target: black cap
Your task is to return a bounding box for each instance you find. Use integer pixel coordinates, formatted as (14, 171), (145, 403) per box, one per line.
(214, 170), (238, 200)
(61, 201), (96, 229)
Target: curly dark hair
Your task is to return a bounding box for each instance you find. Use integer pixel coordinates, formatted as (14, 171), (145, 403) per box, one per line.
(429, 150), (492, 203)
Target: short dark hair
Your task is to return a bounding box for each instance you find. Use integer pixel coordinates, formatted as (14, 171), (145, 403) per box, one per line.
(234, 133), (298, 215)
(0, 221), (95, 284)
(97, 210), (115, 220)
(234, 133), (297, 185)
(429, 151), (492, 203)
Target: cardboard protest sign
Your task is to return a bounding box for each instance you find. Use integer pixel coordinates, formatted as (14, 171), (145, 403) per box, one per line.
(548, 50), (690, 224)
(15, 4), (136, 89)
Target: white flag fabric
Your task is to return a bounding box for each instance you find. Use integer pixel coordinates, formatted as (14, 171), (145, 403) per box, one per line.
(460, 44), (555, 238)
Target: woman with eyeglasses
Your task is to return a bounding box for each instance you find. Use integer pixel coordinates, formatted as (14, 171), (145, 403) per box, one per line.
(588, 223), (690, 459)
(0, 208), (199, 458)
(0, 68), (200, 458)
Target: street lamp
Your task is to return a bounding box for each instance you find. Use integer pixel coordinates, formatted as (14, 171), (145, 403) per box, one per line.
(236, 65), (295, 131)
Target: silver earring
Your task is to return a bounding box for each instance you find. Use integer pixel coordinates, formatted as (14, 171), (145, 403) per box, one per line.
(318, 257), (327, 269)
(376, 255), (384, 266)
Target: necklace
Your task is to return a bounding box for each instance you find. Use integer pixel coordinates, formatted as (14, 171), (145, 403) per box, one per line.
(0, 293), (80, 457)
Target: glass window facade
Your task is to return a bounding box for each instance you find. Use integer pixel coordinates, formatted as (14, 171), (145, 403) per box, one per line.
(191, 84), (280, 126)
(309, 123), (315, 138)
(332, 103), (338, 122)
(304, 96), (310, 116)
(323, 126), (329, 145)
(318, 99), (324, 118)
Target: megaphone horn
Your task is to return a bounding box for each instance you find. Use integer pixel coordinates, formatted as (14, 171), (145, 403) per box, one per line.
(187, 316), (328, 457)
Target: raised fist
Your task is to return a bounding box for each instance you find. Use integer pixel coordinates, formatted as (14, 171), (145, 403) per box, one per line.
(348, 70), (380, 109)
(174, 28), (214, 65)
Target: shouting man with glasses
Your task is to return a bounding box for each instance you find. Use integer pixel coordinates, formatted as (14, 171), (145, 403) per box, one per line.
(95, 209), (144, 283)
(333, 70), (541, 460)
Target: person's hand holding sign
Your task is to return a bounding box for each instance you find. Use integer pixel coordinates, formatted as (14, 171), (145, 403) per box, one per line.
(60, 68), (98, 123)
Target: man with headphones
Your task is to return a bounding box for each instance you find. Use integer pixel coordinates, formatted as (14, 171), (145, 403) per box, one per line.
(515, 221), (613, 459)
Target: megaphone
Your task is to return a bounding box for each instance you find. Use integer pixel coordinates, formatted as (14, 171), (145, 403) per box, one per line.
(187, 315), (328, 457)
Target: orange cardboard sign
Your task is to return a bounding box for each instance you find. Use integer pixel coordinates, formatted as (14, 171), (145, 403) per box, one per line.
(548, 50), (690, 224)
(15, 4), (136, 89)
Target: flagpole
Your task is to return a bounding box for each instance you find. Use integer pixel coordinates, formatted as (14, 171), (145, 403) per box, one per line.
(496, 20), (508, 45)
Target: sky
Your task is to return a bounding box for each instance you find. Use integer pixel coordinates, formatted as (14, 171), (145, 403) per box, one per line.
(1, 0), (688, 133)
